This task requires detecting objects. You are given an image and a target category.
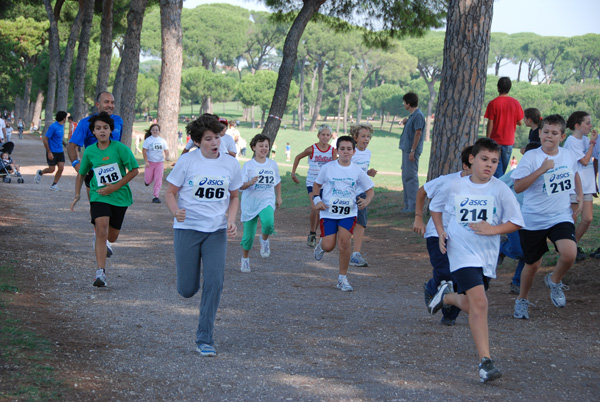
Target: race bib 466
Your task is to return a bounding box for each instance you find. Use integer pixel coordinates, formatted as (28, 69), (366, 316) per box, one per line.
(191, 175), (229, 202)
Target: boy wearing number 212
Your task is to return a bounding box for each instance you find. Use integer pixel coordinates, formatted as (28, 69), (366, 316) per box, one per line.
(312, 136), (374, 292)
(71, 112), (139, 287)
(428, 138), (523, 383)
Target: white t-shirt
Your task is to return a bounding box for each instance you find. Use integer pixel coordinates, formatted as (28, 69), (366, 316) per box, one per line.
(352, 148), (371, 194)
(423, 171), (462, 239)
(240, 158), (281, 222)
(314, 161), (374, 220)
(220, 134), (237, 155)
(430, 175), (523, 278)
(142, 136), (168, 163)
(563, 135), (595, 194)
(511, 147), (579, 230)
(166, 151), (242, 232)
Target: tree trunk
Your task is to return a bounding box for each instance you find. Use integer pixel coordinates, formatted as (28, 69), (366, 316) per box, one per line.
(425, 80), (436, 142)
(118, 0), (148, 148)
(388, 115), (396, 133)
(262, 0), (325, 145)
(56, 4), (84, 113)
(42, 0), (61, 133)
(343, 68), (352, 135)
(72, 0), (95, 121)
(94, 0), (114, 113)
(336, 89), (343, 134)
(428, 0), (493, 180)
(157, 0), (183, 159)
(32, 90), (44, 131)
(297, 56), (305, 131)
(517, 60), (522, 82)
(309, 61), (325, 131)
(21, 78), (32, 125)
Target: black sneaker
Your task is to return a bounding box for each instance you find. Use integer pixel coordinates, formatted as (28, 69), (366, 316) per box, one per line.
(590, 247), (600, 259)
(497, 251), (505, 266)
(152, 197), (161, 203)
(479, 357), (502, 383)
(440, 316), (456, 326)
(423, 282), (433, 310)
(575, 247), (587, 262)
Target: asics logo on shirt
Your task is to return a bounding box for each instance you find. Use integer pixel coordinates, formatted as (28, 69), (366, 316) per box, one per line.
(333, 199), (351, 206)
(97, 165), (117, 175)
(548, 172), (569, 182)
(460, 197), (488, 207)
(198, 177), (224, 186)
(259, 169), (274, 175)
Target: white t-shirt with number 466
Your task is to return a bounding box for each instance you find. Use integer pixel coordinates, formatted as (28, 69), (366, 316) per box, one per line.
(166, 150), (242, 232)
(429, 175), (523, 278)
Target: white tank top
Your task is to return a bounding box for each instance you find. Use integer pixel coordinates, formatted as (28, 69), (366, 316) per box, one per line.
(306, 144), (334, 186)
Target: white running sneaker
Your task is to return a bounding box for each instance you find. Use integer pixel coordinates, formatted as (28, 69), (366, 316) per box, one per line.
(241, 258), (251, 272)
(93, 268), (107, 287)
(349, 252), (368, 267)
(337, 277), (353, 292)
(314, 239), (325, 261)
(34, 169), (42, 184)
(544, 273), (568, 308)
(50, 184), (58, 191)
(260, 238), (270, 258)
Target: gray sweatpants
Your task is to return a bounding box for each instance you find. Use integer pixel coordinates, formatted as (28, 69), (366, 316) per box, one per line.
(401, 150), (420, 211)
(174, 228), (227, 347)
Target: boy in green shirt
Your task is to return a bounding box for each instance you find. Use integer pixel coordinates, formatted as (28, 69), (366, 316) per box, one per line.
(70, 112), (139, 287)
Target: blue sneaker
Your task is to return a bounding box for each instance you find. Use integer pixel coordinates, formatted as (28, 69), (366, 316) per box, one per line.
(196, 344), (216, 357)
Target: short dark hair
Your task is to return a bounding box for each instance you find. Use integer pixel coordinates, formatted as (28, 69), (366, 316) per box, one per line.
(524, 141), (541, 153)
(250, 133), (270, 150)
(566, 111), (589, 131)
(88, 112), (114, 133)
(186, 115), (224, 143)
(471, 138), (500, 157)
(403, 92), (419, 107)
(55, 111), (67, 122)
(524, 108), (541, 123)
(461, 145), (474, 168)
(96, 91), (112, 102)
(542, 114), (566, 134)
(497, 77), (512, 94)
(336, 135), (355, 149)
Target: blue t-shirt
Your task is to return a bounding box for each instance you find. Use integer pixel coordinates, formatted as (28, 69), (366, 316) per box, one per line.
(69, 114), (123, 148)
(399, 107), (426, 154)
(45, 121), (65, 153)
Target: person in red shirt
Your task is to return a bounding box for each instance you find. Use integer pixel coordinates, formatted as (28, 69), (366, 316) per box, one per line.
(484, 77), (524, 178)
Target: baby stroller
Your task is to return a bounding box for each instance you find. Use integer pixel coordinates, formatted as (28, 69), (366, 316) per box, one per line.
(0, 142), (24, 183)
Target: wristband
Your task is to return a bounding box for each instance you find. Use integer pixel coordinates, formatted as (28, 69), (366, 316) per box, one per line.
(72, 159), (80, 167)
(313, 196), (322, 205)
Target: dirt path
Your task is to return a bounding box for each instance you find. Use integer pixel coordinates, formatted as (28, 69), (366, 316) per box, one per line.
(1, 136), (599, 401)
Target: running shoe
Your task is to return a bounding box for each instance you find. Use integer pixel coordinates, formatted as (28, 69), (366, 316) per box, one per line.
(93, 268), (107, 287)
(510, 282), (520, 295)
(575, 247), (587, 262)
(106, 241), (113, 258)
(337, 277), (353, 292)
(428, 281), (451, 315)
(260, 238), (270, 258)
(241, 258), (251, 273)
(314, 239), (325, 261)
(50, 184), (58, 191)
(349, 252), (368, 267)
(196, 343), (216, 357)
(34, 169), (42, 184)
(544, 273), (568, 308)
(440, 316), (456, 326)
(513, 298), (532, 319)
(307, 233), (317, 248)
(423, 282), (433, 309)
(152, 197), (161, 203)
(589, 247), (600, 259)
(479, 357), (502, 383)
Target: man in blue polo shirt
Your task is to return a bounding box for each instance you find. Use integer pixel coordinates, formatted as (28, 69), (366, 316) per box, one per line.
(399, 92), (425, 213)
(68, 92), (123, 193)
(35, 111), (67, 191)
